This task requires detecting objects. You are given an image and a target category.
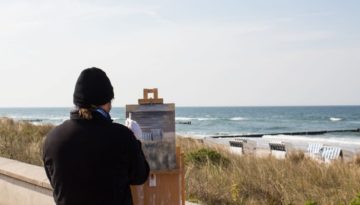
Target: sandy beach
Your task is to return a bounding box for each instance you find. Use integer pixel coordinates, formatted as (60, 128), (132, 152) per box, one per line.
(201, 135), (360, 162)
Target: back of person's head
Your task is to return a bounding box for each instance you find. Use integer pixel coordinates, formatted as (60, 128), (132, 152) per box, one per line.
(73, 67), (114, 119)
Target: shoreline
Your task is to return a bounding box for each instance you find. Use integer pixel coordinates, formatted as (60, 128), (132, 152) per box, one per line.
(3, 116), (360, 160)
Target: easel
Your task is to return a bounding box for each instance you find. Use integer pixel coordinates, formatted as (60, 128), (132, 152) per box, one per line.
(131, 147), (185, 205)
(138, 88), (164, 105)
(129, 89), (185, 205)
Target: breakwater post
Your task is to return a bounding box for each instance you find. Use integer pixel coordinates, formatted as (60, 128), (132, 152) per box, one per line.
(211, 128), (360, 139)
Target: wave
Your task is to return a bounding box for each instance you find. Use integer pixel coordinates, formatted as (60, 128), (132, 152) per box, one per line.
(176, 117), (194, 121)
(198, 118), (218, 121)
(3, 115), (68, 125)
(214, 132), (232, 135)
(176, 117), (249, 121)
(176, 117), (218, 121)
(265, 126), (289, 130)
(330, 117), (343, 122)
(21, 119), (43, 122)
(230, 117), (246, 121)
(48, 117), (68, 121)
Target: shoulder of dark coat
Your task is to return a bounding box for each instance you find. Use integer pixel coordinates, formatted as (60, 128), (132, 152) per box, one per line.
(45, 120), (135, 142)
(110, 122), (133, 134)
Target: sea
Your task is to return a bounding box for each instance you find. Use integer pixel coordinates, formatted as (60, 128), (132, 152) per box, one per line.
(1, 106), (360, 146)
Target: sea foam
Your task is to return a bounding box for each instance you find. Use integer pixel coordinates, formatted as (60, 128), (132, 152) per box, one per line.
(330, 117), (343, 121)
(176, 117), (218, 121)
(230, 117), (246, 121)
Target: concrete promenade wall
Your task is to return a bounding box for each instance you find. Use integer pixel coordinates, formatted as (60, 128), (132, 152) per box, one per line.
(0, 157), (191, 205)
(0, 157), (55, 205)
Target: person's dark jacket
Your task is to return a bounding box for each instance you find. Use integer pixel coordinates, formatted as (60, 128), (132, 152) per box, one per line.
(43, 111), (150, 205)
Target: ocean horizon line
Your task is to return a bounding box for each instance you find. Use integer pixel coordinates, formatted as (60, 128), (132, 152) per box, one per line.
(0, 105), (359, 109)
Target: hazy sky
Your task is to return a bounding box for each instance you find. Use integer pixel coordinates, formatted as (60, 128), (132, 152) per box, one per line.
(1, 0), (359, 107)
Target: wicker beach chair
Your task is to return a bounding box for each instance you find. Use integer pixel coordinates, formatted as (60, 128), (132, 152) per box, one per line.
(269, 141), (286, 151)
(229, 138), (256, 155)
(229, 140), (244, 155)
(269, 141), (286, 159)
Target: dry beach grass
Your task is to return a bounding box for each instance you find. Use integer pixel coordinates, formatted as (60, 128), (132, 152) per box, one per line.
(1, 118), (360, 204)
(178, 137), (360, 205)
(0, 117), (53, 166)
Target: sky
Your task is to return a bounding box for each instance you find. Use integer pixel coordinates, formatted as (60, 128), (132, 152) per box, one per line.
(0, 0), (359, 107)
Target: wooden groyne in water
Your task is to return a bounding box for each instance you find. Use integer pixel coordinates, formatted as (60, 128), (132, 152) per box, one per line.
(211, 128), (360, 139)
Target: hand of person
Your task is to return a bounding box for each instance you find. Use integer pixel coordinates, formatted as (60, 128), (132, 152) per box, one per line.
(125, 118), (143, 140)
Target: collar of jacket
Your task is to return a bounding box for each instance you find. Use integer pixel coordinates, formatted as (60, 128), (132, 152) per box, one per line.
(70, 109), (113, 123)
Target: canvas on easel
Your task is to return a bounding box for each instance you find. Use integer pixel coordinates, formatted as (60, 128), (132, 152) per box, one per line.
(125, 88), (176, 170)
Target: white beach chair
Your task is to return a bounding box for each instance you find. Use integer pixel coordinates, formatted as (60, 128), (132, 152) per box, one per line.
(307, 143), (323, 160)
(320, 146), (343, 163)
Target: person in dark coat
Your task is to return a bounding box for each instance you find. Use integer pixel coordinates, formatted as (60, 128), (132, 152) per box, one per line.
(43, 67), (149, 205)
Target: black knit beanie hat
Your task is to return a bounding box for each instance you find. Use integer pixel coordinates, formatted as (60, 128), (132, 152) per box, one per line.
(73, 67), (114, 108)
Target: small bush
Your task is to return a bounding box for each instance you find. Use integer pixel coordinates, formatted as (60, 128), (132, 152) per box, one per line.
(350, 193), (360, 205)
(185, 148), (229, 167)
(304, 200), (318, 205)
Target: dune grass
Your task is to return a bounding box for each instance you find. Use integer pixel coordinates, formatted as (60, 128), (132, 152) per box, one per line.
(0, 118), (53, 166)
(1, 118), (360, 204)
(177, 137), (360, 205)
